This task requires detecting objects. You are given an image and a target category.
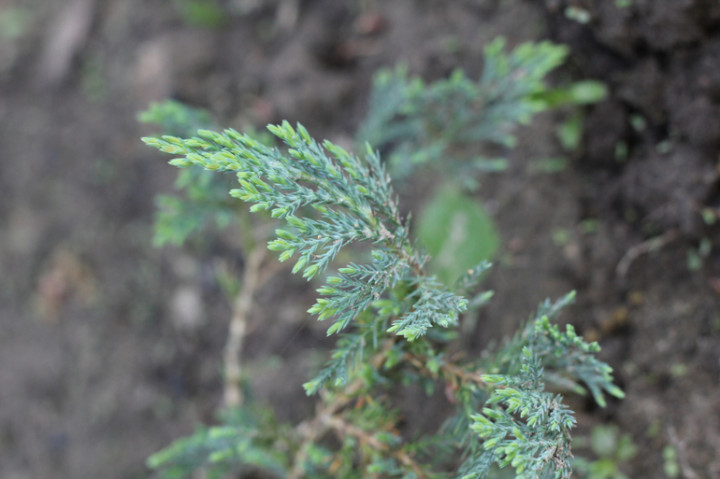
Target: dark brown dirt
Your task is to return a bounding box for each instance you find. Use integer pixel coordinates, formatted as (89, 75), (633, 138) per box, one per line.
(1, 0), (719, 478)
(544, 1), (720, 476)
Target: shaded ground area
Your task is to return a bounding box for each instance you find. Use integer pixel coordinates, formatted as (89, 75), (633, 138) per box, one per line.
(1, 0), (718, 477)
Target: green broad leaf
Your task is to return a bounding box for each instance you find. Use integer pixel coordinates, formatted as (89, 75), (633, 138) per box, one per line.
(417, 187), (500, 286)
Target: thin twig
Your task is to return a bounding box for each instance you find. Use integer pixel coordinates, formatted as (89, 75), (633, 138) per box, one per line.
(405, 352), (488, 390)
(288, 405), (333, 479)
(223, 219), (289, 408)
(325, 415), (427, 479)
(616, 229), (678, 278)
(223, 246), (266, 408)
(287, 367), (366, 478)
(288, 339), (397, 477)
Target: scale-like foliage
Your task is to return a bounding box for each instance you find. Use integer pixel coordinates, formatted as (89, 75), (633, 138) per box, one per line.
(469, 350), (576, 479)
(143, 38), (623, 479)
(358, 39), (568, 182)
(310, 249), (408, 336)
(138, 100), (239, 246)
(144, 122), (468, 352)
(386, 276), (468, 341)
(144, 120), (623, 479)
(147, 407), (287, 479)
(459, 294), (624, 479)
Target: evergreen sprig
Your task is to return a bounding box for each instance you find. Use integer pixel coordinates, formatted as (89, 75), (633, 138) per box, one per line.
(144, 122), (400, 272)
(144, 122), (467, 354)
(469, 349), (576, 479)
(147, 406), (288, 478)
(386, 276), (468, 341)
(138, 100), (239, 247)
(358, 38), (569, 183)
(144, 121), (623, 478)
(143, 37), (623, 479)
(311, 249), (408, 336)
(458, 294), (624, 479)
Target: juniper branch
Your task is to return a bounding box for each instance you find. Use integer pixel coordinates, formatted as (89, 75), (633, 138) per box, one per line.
(143, 122), (468, 358)
(144, 74), (623, 478)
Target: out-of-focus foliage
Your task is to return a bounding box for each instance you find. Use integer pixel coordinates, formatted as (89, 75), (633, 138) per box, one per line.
(358, 38), (571, 184)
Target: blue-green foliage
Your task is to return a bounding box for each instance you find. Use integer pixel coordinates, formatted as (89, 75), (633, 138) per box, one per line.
(311, 249), (409, 335)
(144, 122), (468, 360)
(358, 39), (573, 289)
(138, 100), (215, 137)
(470, 343), (576, 479)
(147, 407), (287, 478)
(142, 38), (624, 479)
(144, 120), (623, 478)
(153, 168), (238, 247)
(460, 294), (624, 479)
(358, 38), (569, 183)
(139, 100), (239, 247)
(491, 293), (625, 407)
(385, 276), (468, 341)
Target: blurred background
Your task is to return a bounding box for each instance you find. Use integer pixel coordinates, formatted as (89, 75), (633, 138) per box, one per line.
(1, 0), (719, 477)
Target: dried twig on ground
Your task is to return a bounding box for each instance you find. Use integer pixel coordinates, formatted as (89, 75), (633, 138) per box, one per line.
(616, 229), (679, 278)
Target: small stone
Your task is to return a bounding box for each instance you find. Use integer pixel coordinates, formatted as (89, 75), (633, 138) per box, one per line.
(170, 285), (204, 332)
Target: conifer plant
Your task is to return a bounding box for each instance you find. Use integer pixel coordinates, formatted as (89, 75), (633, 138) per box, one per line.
(142, 39), (622, 479)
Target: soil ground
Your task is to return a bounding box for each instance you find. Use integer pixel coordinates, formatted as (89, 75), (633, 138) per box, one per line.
(1, 0), (719, 478)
